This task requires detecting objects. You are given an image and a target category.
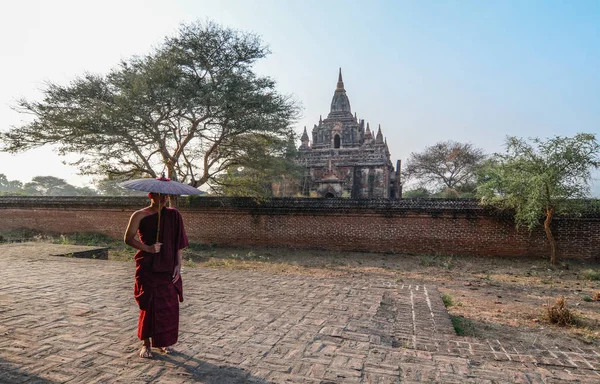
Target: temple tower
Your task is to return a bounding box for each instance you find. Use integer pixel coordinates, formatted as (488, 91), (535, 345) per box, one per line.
(295, 69), (400, 199)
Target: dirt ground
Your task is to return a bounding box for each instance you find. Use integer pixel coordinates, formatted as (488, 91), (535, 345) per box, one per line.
(171, 245), (600, 350)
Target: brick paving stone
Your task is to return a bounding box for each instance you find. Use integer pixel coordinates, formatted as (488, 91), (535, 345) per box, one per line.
(0, 243), (598, 383)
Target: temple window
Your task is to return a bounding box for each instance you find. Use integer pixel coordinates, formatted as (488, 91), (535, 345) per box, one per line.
(334, 134), (341, 149)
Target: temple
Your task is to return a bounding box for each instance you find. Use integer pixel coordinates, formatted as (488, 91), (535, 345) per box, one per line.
(293, 69), (401, 198)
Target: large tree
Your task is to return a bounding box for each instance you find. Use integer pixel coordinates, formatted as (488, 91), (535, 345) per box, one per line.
(1, 21), (300, 188)
(477, 134), (600, 265)
(404, 141), (486, 193)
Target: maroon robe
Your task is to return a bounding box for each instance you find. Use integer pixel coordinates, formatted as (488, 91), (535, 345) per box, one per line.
(134, 207), (189, 347)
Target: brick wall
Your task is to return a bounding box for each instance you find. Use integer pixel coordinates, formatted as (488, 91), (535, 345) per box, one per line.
(1, 196), (598, 260)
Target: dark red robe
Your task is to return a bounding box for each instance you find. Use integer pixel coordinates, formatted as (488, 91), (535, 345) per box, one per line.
(134, 207), (188, 347)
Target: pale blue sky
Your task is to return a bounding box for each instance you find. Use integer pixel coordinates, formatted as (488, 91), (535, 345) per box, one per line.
(1, 1), (599, 193)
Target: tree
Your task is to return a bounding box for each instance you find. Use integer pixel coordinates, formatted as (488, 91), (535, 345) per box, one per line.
(0, 174), (24, 195)
(477, 134), (600, 265)
(22, 176), (95, 196)
(94, 177), (146, 196)
(404, 141), (486, 193)
(402, 187), (430, 198)
(210, 132), (305, 197)
(1, 21), (300, 189)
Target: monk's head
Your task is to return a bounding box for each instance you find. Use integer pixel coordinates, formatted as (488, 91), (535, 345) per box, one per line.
(148, 192), (169, 206)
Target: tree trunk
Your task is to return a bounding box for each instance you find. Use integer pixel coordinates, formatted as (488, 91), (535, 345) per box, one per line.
(166, 161), (177, 181)
(544, 207), (557, 265)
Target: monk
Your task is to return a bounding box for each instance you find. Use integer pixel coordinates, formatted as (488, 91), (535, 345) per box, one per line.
(124, 193), (189, 358)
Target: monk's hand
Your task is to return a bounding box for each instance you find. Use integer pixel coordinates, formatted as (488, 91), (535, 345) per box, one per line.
(172, 265), (181, 283)
(148, 242), (162, 253)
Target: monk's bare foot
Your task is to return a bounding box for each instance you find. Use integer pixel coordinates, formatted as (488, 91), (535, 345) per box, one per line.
(158, 346), (174, 354)
(139, 345), (153, 358)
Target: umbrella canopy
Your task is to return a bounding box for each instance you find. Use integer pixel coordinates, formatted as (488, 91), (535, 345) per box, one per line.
(119, 176), (202, 195)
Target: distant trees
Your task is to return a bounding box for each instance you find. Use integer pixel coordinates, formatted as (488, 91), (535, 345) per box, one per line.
(0, 174), (98, 196)
(0, 174), (24, 195)
(93, 177), (146, 196)
(1, 20), (300, 191)
(401, 187), (430, 198)
(403, 141), (486, 197)
(477, 134), (600, 265)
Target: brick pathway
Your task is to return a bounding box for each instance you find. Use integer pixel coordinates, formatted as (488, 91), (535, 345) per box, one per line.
(0, 243), (598, 383)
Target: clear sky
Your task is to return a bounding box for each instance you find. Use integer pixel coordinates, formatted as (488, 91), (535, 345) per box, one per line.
(1, 0), (599, 193)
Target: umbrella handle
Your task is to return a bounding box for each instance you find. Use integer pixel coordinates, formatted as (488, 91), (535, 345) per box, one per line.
(156, 195), (161, 243)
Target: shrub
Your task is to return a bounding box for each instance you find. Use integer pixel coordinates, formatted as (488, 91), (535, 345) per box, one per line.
(544, 297), (573, 326)
(580, 269), (600, 281)
(442, 293), (462, 307)
(450, 315), (476, 336)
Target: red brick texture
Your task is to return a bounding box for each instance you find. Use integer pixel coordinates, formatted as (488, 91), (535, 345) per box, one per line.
(1, 197), (598, 260)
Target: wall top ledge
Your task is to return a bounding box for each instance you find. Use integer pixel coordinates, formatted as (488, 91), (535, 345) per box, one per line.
(1, 196), (599, 218)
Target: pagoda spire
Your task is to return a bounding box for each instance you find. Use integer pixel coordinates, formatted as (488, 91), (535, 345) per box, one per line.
(376, 125), (384, 143)
(301, 126), (309, 142)
(329, 67), (351, 114)
(300, 126), (310, 150)
(336, 68), (344, 90)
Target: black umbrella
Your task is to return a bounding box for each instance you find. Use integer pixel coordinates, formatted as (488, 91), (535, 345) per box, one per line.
(120, 175), (202, 241)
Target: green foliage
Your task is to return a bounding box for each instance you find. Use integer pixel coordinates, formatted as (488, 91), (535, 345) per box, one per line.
(210, 132), (305, 198)
(0, 174), (24, 195)
(430, 188), (476, 199)
(1, 20), (300, 191)
(477, 134), (600, 264)
(25, 176), (79, 196)
(0, 174), (97, 196)
(450, 315), (476, 336)
(404, 141), (486, 193)
(442, 293), (462, 307)
(229, 251), (269, 261)
(478, 134), (600, 230)
(57, 234), (75, 245)
(403, 187), (476, 199)
(48, 232), (123, 248)
(402, 187), (430, 198)
(580, 269), (600, 281)
(93, 176), (146, 196)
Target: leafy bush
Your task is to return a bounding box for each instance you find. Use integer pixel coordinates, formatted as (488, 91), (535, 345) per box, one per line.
(450, 315), (476, 336)
(580, 269), (600, 281)
(442, 293), (462, 307)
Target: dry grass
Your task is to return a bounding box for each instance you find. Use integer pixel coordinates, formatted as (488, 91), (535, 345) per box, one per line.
(543, 297), (573, 326)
